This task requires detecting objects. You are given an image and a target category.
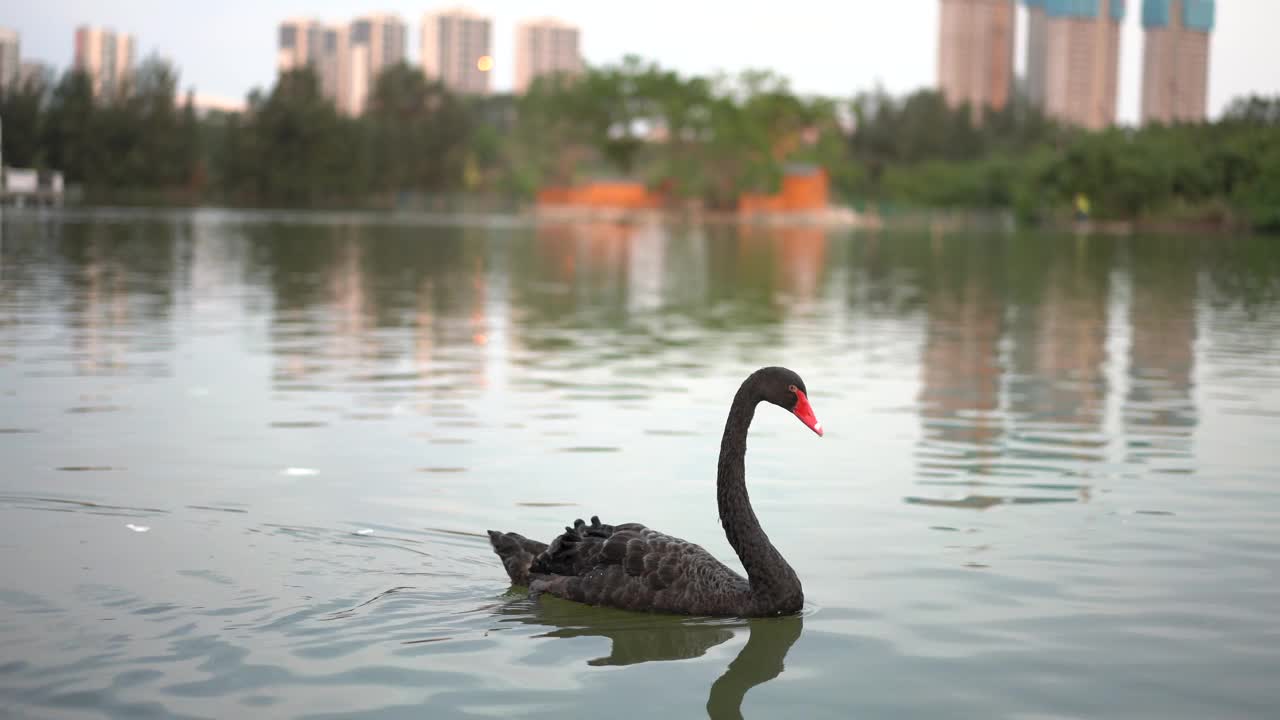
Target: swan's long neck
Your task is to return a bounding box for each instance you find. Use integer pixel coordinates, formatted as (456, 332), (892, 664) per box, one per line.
(717, 382), (802, 608)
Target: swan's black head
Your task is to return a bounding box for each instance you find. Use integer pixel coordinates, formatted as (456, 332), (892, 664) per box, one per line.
(752, 366), (823, 437)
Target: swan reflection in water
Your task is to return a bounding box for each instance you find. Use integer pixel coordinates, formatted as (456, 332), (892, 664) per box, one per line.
(493, 596), (804, 719)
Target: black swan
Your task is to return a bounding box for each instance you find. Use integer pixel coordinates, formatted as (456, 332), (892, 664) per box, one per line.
(488, 366), (822, 617)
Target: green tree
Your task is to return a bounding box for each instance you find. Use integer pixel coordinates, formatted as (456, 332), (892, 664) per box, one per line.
(236, 68), (357, 205)
(42, 70), (97, 182)
(365, 63), (471, 194)
(178, 91), (201, 190)
(573, 56), (656, 176)
(127, 56), (182, 186)
(512, 72), (595, 190)
(0, 72), (49, 168)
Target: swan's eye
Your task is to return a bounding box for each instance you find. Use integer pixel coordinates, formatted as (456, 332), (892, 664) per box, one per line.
(788, 385), (798, 393)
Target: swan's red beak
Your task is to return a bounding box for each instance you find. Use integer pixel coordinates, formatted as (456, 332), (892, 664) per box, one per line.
(792, 389), (823, 437)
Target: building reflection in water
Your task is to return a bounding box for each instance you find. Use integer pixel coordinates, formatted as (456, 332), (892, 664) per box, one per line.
(521, 221), (637, 331)
(250, 222), (495, 411)
(60, 220), (181, 377)
(518, 220), (833, 357)
(912, 237), (1123, 509)
(909, 236), (1206, 510)
(1002, 239), (1112, 509)
(329, 231), (373, 369)
(91, 216), (1201, 511)
(73, 236), (129, 375)
(1027, 242), (1110, 433)
(736, 224), (830, 305)
(1124, 242), (1198, 472)
(916, 237), (1005, 472)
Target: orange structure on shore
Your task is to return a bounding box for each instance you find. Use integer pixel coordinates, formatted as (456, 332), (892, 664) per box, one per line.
(536, 181), (663, 210)
(737, 166), (829, 214)
(536, 166), (830, 215)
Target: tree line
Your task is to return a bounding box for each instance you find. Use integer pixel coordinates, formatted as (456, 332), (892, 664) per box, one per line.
(849, 88), (1279, 231)
(2, 54), (1276, 230)
(2, 58), (198, 194)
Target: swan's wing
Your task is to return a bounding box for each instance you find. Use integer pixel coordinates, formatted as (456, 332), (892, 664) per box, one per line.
(528, 516), (747, 614)
(531, 516), (670, 581)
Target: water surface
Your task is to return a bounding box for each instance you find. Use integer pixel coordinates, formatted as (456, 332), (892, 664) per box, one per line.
(1, 209), (1278, 718)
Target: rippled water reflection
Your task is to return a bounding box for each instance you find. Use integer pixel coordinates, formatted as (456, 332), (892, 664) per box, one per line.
(1, 210), (1278, 719)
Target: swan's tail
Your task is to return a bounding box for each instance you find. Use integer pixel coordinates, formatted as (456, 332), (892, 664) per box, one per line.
(487, 530), (548, 586)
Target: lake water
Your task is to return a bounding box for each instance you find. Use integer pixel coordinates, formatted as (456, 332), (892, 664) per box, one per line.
(1, 209), (1277, 719)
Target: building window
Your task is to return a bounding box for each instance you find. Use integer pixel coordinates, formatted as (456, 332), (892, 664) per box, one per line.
(351, 21), (371, 44)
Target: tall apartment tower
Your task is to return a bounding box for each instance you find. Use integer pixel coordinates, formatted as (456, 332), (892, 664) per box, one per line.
(73, 26), (135, 99)
(1141, 0), (1214, 125)
(0, 27), (18, 92)
(514, 18), (582, 94)
(1024, 1), (1048, 106)
(421, 8), (493, 95)
(937, 0), (1016, 123)
(345, 14), (407, 115)
(278, 15), (404, 116)
(1024, 0), (1125, 130)
(277, 19), (343, 105)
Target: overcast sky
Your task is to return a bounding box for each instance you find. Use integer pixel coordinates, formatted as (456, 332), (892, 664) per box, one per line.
(8, 1), (1279, 123)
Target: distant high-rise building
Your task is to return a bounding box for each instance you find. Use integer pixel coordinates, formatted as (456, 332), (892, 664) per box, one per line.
(1024, 1), (1048, 106)
(1141, 0), (1214, 125)
(74, 26), (135, 99)
(1024, 0), (1125, 130)
(0, 27), (18, 92)
(936, 0), (1016, 122)
(277, 18), (344, 107)
(514, 18), (582, 94)
(277, 18), (319, 74)
(421, 8), (493, 95)
(345, 13), (407, 115)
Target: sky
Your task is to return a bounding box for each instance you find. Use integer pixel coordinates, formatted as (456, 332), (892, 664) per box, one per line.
(7, 1), (1279, 123)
